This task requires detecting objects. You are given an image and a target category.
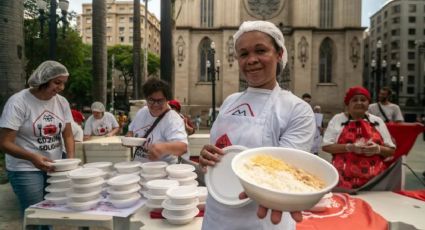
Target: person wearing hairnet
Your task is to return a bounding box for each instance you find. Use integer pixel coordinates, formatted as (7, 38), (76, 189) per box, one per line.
(83, 101), (119, 140)
(198, 21), (315, 229)
(0, 60), (75, 217)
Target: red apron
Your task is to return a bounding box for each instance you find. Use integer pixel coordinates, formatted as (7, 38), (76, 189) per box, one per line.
(332, 119), (387, 189)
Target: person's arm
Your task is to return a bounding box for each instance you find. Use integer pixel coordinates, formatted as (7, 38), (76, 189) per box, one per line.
(148, 141), (188, 160)
(106, 113), (120, 136)
(62, 123), (75, 158)
(394, 105), (404, 122)
(0, 128), (54, 171)
(185, 118), (195, 135)
(106, 127), (120, 137)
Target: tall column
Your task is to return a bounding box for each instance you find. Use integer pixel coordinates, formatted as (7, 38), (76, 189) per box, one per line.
(161, 0), (173, 87)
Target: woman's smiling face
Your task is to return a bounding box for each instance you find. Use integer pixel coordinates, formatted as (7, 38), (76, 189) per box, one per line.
(235, 31), (282, 90)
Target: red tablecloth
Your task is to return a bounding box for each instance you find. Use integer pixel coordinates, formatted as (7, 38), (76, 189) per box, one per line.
(297, 193), (388, 230)
(385, 122), (424, 164)
(395, 190), (425, 202)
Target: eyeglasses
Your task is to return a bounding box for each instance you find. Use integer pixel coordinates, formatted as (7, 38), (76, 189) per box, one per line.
(147, 97), (166, 105)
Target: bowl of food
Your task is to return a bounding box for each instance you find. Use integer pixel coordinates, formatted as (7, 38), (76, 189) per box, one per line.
(49, 159), (81, 172)
(231, 147), (338, 212)
(121, 137), (146, 147)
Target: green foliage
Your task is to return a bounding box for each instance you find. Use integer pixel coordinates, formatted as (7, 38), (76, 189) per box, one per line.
(148, 52), (160, 76)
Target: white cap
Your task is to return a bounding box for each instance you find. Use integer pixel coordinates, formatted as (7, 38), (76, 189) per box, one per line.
(28, 61), (69, 87)
(233, 21), (288, 74)
(91, 101), (105, 112)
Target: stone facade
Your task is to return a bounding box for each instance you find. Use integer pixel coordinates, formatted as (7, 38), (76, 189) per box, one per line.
(174, 0), (364, 122)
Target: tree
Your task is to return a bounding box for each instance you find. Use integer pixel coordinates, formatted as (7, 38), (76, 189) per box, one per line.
(0, 0), (25, 111)
(92, 0), (107, 105)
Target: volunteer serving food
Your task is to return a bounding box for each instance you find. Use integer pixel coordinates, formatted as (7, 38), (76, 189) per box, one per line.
(198, 20), (315, 230)
(83, 101), (120, 140)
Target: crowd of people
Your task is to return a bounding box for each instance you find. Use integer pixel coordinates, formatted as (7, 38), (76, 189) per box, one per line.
(1, 20), (423, 230)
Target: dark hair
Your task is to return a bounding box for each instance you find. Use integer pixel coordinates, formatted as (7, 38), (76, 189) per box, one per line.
(302, 93), (311, 99)
(381, 86), (392, 96)
(142, 77), (172, 100)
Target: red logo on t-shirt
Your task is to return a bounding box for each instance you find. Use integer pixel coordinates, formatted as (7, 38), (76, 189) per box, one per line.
(215, 134), (232, 149)
(226, 103), (254, 117)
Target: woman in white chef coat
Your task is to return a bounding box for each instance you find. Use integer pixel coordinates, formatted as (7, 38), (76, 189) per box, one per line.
(198, 21), (316, 230)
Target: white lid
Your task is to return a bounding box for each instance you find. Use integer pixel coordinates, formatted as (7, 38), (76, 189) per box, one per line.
(114, 161), (142, 169)
(72, 178), (105, 188)
(67, 168), (103, 179)
(67, 198), (100, 207)
(145, 179), (179, 190)
(44, 193), (67, 201)
(145, 199), (164, 209)
(166, 186), (198, 199)
(107, 184), (141, 195)
(162, 198), (199, 210)
(144, 191), (167, 200)
(67, 190), (102, 198)
(107, 174), (141, 186)
(168, 172), (197, 182)
(141, 161), (168, 169)
(205, 145), (251, 207)
(83, 162), (113, 169)
(45, 185), (70, 193)
(48, 167), (81, 177)
(196, 186), (208, 198)
(166, 164), (195, 174)
(51, 158), (81, 166)
(162, 208), (199, 219)
(140, 171), (167, 179)
(47, 177), (71, 184)
(109, 192), (141, 202)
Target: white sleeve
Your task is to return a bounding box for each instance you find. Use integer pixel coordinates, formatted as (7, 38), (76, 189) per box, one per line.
(322, 114), (342, 146)
(163, 112), (188, 144)
(374, 117), (396, 148)
(59, 96), (73, 123)
(394, 105), (404, 122)
(83, 116), (94, 135)
(107, 113), (119, 128)
(71, 121), (84, 142)
(0, 95), (26, 130)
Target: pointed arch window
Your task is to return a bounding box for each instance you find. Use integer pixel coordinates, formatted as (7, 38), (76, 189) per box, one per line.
(319, 38), (333, 83)
(199, 38), (213, 82)
(201, 0), (214, 27)
(320, 0), (334, 28)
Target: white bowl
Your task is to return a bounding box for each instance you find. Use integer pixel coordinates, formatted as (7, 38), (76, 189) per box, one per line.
(145, 179), (179, 195)
(71, 178), (105, 193)
(166, 186), (199, 205)
(45, 185), (70, 197)
(48, 167), (81, 179)
(141, 161), (168, 174)
(67, 168), (104, 184)
(67, 190), (102, 203)
(166, 164), (195, 178)
(117, 171), (141, 176)
(110, 193), (141, 208)
(144, 190), (167, 200)
(162, 199), (199, 214)
(107, 184), (141, 199)
(83, 162), (113, 172)
(121, 136), (146, 147)
(232, 147), (339, 211)
(162, 208), (199, 225)
(140, 171), (167, 181)
(145, 199), (164, 210)
(196, 186), (208, 202)
(50, 159), (81, 172)
(47, 177), (72, 188)
(67, 198), (100, 211)
(168, 171), (197, 183)
(114, 161), (142, 173)
(107, 174), (141, 191)
(44, 193), (68, 205)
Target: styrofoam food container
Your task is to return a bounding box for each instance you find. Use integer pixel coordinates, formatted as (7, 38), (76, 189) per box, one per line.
(49, 159), (81, 172)
(107, 174), (141, 191)
(47, 177), (71, 188)
(117, 171), (141, 176)
(110, 193), (141, 208)
(145, 199), (164, 210)
(121, 136), (146, 147)
(67, 190), (102, 203)
(179, 180), (198, 187)
(140, 171), (167, 181)
(71, 178), (105, 193)
(107, 184), (141, 199)
(232, 147), (339, 211)
(162, 208), (199, 225)
(145, 179), (179, 195)
(166, 186), (199, 205)
(114, 161), (142, 173)
(197, 201), (206, 211)
(166, 164), (195, 178)
(83, 162), (113, 172)
(168, 171), (197, 183)
(44, 193), (68, 205)
(48, 167), (81, 179)
(162, 198), (199, 213)
(45, 185), (70, 197)
(143, 190), (167, 200)
(67, 168), (104, 184)
(197, 186), (208, 202)
(67, 198), (100, 211)
(141, 161), (168, 174)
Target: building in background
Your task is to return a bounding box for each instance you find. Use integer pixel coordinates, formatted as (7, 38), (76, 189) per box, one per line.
(365, 0), (425, 121)
(76, 0), (160, 55)
(173, 0), (364, 122)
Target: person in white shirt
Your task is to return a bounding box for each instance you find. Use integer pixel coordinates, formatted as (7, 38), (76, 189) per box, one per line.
(0, 61), (75, 216)
(83, 101), (120, 140)
(368, 87), (404, 122)
(126, 78), (188, 164)
(311, 105), (324, 155)
(198, 20), (315, 230)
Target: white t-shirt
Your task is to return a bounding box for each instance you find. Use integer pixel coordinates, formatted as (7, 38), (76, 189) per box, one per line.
(83, 112), (119, 136)
(0, 89), (72, 171)
(71, 121), (83, 142)
(368, 102), (404, 122)
(128, 107), (188, 164)
(322, 112), (395, 148)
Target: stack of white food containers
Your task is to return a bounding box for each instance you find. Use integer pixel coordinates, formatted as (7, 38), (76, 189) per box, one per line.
(166, 164), (198, 187)
(83, 162), (114, 180)
(66, 167), (104, 211)
(196, 186), (208, 211)
(144, 179), (179, 210)
(139, 161), (169, 193)
(44, 159), (81, 205)
(114, 161), (142, 176)
(162, 186), (200, 225)
(107, 174), (141, 208)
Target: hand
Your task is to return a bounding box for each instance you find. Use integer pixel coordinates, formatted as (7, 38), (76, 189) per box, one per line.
(361, 142), (380, 156)
(239, 192), (303, 224)
(147, 143), (163, 161)
(198, 145), (224, 173)
(345, 143), (363, 154)
(30, 154), (54, 172)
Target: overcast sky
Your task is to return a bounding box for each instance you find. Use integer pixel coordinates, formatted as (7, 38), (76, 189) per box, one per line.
(68, 0), (389, 28)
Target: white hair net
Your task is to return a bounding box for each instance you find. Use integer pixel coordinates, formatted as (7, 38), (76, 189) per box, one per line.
(233, 20), (288, 73)
(91, 101), (105, 112)
(28, 61), (69, 87)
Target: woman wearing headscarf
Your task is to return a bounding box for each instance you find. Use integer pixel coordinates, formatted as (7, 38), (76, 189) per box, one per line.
(322, 86), (395, 190)
(198, 21), (315, 230)
(83, 101), (120, 140)
(0, 60), (74, 215)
